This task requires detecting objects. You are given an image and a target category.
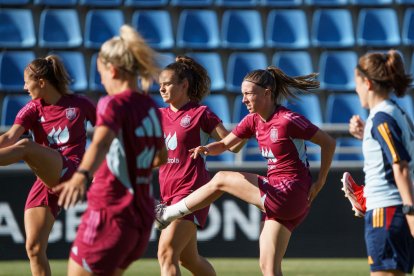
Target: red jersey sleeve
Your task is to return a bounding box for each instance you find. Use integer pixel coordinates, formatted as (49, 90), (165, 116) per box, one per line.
(232, 113), (256, 139)
(284, 111), (319, 140)
(200, 106), (222, 134)
(14, 101), (39, 131)
(96, 96), (121, 134)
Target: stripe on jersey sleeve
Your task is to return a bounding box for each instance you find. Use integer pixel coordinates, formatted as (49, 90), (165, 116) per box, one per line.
(377, 122), (400, 163)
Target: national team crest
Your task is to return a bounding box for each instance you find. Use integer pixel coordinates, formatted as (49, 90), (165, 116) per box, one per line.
(65, 108), (77, 121)
(270, 127), (278, 143)
(180, 115), (191, 128)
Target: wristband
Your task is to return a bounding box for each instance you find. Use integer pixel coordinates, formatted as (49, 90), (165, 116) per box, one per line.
(76, 169), (92, 188)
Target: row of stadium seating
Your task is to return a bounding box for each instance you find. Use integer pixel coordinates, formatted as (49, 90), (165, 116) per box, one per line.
(1, 51), (414, 93)
(1, 8), (414, 50)
(2, 92), (413, 127)
(1, 0), (413, 6)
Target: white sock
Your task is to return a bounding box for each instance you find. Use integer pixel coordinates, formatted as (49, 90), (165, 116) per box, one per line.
(162, 199), (191, 221)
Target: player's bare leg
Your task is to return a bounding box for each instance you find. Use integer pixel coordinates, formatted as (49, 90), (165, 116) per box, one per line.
(259, 220), (291, 276)
(24, 207), (55, 276)
(0, 138), (63, 187)
(158, 219), (215, 276)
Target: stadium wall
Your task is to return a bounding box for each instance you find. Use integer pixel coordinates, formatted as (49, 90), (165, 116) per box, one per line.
(0, 166), (366, 260)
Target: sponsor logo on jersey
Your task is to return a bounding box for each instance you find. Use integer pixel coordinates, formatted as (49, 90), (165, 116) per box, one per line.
(261, 147), (277, 163)
(65, 108), (77, 121)
(270, 127), (278, 143)
(47, 126), (70, 145)
(164, 132), (177, 151)
(167, 157), (180, 164)
(180, 115), (191, 128)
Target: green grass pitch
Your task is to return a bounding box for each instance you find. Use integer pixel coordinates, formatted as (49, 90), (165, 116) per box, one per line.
(0, 258), (369, 275)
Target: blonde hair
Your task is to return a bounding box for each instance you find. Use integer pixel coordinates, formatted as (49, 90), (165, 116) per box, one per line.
(244, 66), (319, 105)
(164, 56), (211, 103)
(357, 50), (412, 97)
(98, 25), (160, 92)
(25, 55), (71, 95)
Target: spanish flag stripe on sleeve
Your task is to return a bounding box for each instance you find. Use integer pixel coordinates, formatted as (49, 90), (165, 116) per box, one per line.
(377, 123), (400, 163)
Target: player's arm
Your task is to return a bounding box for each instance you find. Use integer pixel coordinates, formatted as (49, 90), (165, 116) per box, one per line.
(190, 132), (243, 159)
(0, 125), (26, 148)
(152, 144), (167, 168)
(308, 129), (336, 203)
(54, 125), (115, 209)
(210, 123), (247, 153)
(393, 161), (414, 237)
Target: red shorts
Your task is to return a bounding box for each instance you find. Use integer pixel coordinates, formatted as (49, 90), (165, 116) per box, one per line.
(166, 194), (210, 229)
(70, 208), (152, 275)
(258, 175), (311, 232)
(25, 156), (78, 218)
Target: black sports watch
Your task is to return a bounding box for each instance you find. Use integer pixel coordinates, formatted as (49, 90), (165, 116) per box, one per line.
(402, 205), (414, 215)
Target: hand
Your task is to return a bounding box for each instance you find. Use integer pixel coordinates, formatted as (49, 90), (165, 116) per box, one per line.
(308, 180), (324, 204)
(189, 146), (209, 159)
(349, 115), (365, 140)
(52, 173), (87, 209)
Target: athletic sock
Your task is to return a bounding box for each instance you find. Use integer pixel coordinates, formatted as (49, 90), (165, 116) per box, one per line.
(162, 199), (191, 221)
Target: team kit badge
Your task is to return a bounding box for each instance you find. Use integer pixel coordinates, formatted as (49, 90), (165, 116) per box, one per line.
(270, 127), (278, 143)
(65, 108), (77, 121)
(180, 115), (191, 128)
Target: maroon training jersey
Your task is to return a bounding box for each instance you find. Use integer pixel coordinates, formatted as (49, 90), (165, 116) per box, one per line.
(233, 105), (319, 180)
(158, 102), (221, 203)
(14, 94), (96, 163)
(88, 90), (164, 228)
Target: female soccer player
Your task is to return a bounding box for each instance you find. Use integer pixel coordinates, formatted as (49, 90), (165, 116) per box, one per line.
(53, 24), (167, 276)
(342, 50), (414, 275)
(157, 56), (243, 276)
(156, 66), (336, 275)
(0, 55), (96, 276)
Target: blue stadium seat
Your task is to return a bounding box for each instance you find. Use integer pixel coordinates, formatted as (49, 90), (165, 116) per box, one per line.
(186, 52), (225, 92)
(170, 0), (212, 6)
(226, 52), (267, 93)
(0, 0), (30, 4)
(260, 0), (302, 6)
(272, 51), (313, 77)
(325, 93), (368, 123)
(202, 95), (231, 125)
(221, 10), (264, 49)
(79, 0), (122, 6)
(0, 9), (35, 48)
(285, 94), (323, 127)
(0, 95), (30, 130)
(1, 95), (31, 127)
(233, 95), (248, 123)
(311, 9), (354, 48)
(177, 10), (220, 49)
(351, 0), (392, 5)
(125, 0), (168, 6)
(84, 9), (124, 49)
(391, 94), (414, 119)
(52, 51), (87, 92)
(357, 8), (400, 47)
(305, 0), (348, 6)
(396, 0), (414, 4)
(242, 138), (264, 162)
(411, 52), (414, 76)
(319, 51), (357, 91)
(151, 95), (168, 108)
(216, 0), (257, 6)
(148, 52), (175, 92)
(266, 9), (309, 49)
(131, 10), (174, 50)
(89, 53), (104, 92)
(0, 51), (35, 92)
(34, 0), (78, 5)
(335, 138), (363, 161)
(402, 8), (414, 46)
(39, 9), (82, 48)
